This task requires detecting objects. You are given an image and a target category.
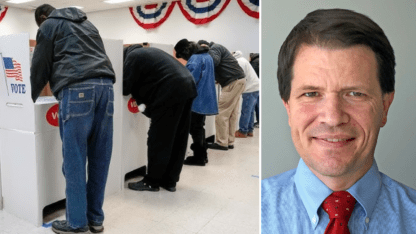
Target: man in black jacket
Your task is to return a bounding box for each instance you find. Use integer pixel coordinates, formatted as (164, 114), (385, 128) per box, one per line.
(123, 45), (197, 193)
(250, 53), (260, 128)
(198, 40), (246, 150)
(31, 4), (115, 234)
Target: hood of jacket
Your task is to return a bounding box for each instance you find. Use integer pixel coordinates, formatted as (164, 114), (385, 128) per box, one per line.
(250, 53), (259, 61)
(123, 44), (143, 61)
(48, 7), (87, 22)
(233, 50), (243, 59)
(195, 44), (210, 54)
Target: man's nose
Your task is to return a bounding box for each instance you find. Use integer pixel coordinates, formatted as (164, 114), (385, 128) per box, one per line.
(318, 94), (349, 127)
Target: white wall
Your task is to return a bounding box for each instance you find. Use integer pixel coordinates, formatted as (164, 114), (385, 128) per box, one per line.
(87, 0), (259, 60)
(0, 7), (37, 39)
(261, 0), (416, 190)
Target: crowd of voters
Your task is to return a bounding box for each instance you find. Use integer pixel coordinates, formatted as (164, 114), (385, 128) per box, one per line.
(29, 4), (259, 234)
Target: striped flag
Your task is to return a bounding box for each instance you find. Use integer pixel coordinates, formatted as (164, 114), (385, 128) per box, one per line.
(237, 0), (259, 19)
(0, 5), (8, 23)
(177, 0), (231, 25)
(129, 2), (176, 29)
(3, 57), (23, 82)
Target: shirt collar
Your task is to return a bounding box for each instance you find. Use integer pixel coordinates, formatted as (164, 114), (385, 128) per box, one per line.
(294, 158), (382, 228)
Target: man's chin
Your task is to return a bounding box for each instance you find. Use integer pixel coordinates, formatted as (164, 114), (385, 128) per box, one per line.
(306, 159), (353, 178)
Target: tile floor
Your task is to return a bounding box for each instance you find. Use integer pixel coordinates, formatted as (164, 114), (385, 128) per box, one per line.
(0, 129), (259, 234)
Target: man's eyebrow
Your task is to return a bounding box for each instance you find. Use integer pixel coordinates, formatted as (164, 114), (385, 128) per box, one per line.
(294, 85), (369, 91)
(295, 85), (322, 91)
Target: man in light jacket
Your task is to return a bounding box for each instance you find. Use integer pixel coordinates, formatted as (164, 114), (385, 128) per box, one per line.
(174, 39), (218, 166)
(233, 51), (259, 138)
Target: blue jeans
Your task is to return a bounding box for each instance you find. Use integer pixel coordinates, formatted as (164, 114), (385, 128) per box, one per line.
(255, 95), (259, 124)
(239, 91), (259, 134)
(57, 78), (114, 229)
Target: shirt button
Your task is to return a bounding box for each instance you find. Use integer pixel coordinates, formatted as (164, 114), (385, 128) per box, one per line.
(365, 217), (370, 223)
(312, 216), (317, 224)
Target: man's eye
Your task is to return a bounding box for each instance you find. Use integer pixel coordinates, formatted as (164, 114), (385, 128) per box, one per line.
(348, 91), (364, 97)
(304, 92), (319, 97)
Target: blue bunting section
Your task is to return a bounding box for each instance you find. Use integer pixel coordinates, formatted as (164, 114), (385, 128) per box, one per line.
(177, 0), (231, 25)
(130, 0), (258, 30)
(236, 0), (259, 19)
(0, 5), (8, 23)
(129, 2), (176, 29)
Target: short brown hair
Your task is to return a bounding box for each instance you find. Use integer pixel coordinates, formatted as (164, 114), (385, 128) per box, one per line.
(277, 9), (395, 102)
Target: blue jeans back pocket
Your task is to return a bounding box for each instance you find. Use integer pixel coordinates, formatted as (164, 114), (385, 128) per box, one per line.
(65, 87), (95, 120)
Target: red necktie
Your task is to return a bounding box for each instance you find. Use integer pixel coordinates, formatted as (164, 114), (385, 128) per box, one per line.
(322, 191), (356, 234)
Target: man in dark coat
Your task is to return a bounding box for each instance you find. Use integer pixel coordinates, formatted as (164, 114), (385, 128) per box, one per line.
(123, 45), (197, 192)
(197, 40), (246, 150)
(250, 53), (260, 127)
(31, 4), (115, 234)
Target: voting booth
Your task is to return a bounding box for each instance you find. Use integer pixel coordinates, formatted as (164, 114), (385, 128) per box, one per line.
(0, 33), (123, 226)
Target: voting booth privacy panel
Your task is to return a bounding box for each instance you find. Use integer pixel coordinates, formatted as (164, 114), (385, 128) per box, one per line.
(0, 33), (124, 226)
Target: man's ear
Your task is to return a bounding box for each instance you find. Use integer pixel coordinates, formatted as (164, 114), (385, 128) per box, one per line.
(381, 91), (394, 127)
(37, 15), (48, 27)
(283, 99), (291, 126)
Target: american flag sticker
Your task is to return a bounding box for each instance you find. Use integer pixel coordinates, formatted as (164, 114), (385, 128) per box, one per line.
(3, 57), (23, 82)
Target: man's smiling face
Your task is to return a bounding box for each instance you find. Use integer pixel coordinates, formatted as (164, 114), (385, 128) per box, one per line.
(284, 44), (394, 181)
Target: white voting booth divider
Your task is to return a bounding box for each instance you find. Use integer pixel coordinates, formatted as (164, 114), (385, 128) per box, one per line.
(0, 33), (124, 226)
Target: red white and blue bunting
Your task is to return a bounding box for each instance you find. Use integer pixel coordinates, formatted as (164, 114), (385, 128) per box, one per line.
(129, 2), (176, 29)
(177, 0), (231, 25)
(129, 0), (258, 29)
(0, 5), (8, 23)
(236, 0), (258, 19)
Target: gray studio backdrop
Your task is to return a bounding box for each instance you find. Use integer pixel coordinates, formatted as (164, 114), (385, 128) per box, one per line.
(261, 0), (416, 190)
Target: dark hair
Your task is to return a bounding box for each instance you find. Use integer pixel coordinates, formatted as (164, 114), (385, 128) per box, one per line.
(176, 41), (199, 61)
(35, 4), (55, 25)
(277, 8), (395, 102)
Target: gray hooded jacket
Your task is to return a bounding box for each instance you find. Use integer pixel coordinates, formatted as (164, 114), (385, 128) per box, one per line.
(207, 42), (245, 87)
(30, 8), (115, 102)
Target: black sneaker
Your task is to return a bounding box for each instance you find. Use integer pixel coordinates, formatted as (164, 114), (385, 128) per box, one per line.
(207, 143), (228, 151)
(228, 145), (234, 149)
(184, 156), (206, 166)
(52, 220), (89, 234)
(89, 222), (104, 233)
(128, 180), (160, 191)
(160, 184), (176, 192)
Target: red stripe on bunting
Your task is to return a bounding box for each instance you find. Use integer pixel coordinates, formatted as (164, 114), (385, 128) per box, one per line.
(0, 6), (8, 23)
(145, 4), (158, 9)
(129, 2), (176, 29)
(236, 0), (259, 19)
(177, 0), (231, 25)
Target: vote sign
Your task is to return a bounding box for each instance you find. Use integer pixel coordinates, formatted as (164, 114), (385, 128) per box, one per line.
(46, 104), (59, 127)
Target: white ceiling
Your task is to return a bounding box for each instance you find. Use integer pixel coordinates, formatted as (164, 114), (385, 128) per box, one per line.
(0, 0), (174, 13)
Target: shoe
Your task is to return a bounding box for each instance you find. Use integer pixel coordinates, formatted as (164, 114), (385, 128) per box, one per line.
(128, 180), (160, 191)
(235, 130), (247, 138)
(228, 145), (234, 149)
(184, 156), (206, 166)
(207, 143), (228, 151)
(52, 220), (89, 234)
(89, 223), (104, 233)
(160, 184), (177, 192)
(254, 122), (259, 128)
(247, 132), (254, 137)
